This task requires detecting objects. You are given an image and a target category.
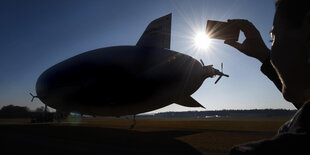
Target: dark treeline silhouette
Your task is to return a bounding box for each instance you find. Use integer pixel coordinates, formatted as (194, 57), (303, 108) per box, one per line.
(139, 109), (297, 118)
(0, 105), (53, 119)
(0, 105), (296, 119)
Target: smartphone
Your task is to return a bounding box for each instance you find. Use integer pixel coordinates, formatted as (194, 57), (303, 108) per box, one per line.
(206, 20), (240, 41)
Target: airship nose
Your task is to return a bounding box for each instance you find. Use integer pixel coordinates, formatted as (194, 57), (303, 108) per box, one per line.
(35, 74), (49, 101)
(202, 65), (216, 79)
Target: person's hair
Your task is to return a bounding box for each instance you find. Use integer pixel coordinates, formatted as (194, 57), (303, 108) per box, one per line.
(276, 0), (310, 28)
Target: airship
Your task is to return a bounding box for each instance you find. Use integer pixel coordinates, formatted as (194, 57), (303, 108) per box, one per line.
(32, 14), (228, 118)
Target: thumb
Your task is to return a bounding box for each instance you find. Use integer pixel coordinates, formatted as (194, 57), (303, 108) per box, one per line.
(224, 40), (243, 51)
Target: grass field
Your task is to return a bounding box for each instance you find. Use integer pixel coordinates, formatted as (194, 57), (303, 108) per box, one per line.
(0, 117), (290, 155)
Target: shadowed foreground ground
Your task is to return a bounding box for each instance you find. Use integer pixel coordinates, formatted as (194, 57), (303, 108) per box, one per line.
(0, 118), (289, 155)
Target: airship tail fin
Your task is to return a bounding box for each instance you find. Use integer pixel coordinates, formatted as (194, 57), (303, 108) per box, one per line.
(136, 13), (171, 49)
(177, 96), (205, 109)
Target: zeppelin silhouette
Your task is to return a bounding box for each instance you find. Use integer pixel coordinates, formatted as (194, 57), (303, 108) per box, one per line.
(33, 14), (228, 117)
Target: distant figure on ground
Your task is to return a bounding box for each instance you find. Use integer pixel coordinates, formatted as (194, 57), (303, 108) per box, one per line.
(224, 0), (310, 154)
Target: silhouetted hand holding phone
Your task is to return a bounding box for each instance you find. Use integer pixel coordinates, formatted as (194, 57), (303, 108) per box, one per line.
(224, 19), (270, 63)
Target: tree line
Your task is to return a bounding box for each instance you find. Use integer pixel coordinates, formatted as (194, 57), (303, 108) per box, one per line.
(0, 104), (297, 119)
(0, 105), (52, 118)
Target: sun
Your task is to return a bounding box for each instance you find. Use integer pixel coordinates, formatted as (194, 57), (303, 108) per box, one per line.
(194, 32), (210, 50)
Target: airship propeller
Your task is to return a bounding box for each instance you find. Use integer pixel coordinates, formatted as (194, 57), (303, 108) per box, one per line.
(29, 93), (38, 102)
(214, 63), (229, 84)
(200, 59), (229, 84)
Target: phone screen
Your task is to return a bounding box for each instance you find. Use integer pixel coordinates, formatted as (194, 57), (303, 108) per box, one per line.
(206, 20), (239, 41)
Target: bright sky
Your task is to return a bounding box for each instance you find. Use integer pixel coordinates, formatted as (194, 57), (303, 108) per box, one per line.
(0, 0), (296, 112)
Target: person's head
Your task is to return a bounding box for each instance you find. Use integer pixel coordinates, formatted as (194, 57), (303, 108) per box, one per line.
(270, 0), (310, 106)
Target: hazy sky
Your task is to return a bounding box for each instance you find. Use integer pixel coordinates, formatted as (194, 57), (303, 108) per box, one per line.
(0, 0), (295, 113)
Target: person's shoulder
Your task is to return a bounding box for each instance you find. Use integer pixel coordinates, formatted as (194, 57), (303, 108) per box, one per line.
(230, 133), (310, 155)
(287, 101), (310, 133)
(230, 102), (310, 155)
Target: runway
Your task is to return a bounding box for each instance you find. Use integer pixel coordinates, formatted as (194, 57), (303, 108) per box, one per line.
(0, 117), (288, 155)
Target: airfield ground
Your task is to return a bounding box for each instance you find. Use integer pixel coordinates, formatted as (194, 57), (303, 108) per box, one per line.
(0, 117), (289, 155)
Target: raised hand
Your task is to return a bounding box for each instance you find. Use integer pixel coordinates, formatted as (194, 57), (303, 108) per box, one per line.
(224, 19), (270, 63)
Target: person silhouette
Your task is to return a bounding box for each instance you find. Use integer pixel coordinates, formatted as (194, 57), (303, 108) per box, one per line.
(224, 0), (310, 154)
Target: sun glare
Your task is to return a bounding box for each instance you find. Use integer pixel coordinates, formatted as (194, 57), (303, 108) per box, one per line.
(194, 32), (210, 50)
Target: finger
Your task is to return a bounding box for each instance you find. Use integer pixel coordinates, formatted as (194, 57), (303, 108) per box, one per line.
(227, 19), (259, 38)
(224, 40), (243, 51)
